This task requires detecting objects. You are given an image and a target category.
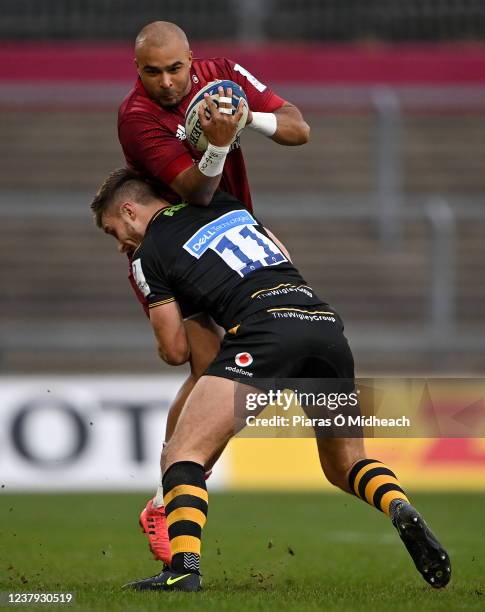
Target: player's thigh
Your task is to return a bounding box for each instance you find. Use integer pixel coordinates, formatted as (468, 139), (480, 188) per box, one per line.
(164, 315), (222, 440)
(164, 375), (237, 468)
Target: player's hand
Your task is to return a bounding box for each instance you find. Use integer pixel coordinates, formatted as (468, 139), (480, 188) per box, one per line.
(198, 86), (245, 147)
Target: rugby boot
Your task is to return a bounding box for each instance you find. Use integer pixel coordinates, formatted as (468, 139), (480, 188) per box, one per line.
(122, 568), (201, 592)
(391, 500), (451, 588)
(139, 499), (172, 564)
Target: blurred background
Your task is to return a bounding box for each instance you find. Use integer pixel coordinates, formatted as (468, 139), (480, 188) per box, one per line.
(1, 1), (485, 492)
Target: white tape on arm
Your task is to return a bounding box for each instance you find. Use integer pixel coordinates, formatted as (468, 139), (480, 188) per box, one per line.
(249, 112), (277, 137)
(198, 143), (230, 177)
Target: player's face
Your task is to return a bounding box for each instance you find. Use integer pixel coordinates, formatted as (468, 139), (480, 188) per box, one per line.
(102, 210), (143, 256)
(136, 43), (193, 107)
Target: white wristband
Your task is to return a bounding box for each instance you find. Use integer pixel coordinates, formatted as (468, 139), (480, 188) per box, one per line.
(248, 112), (277, 137)
(198, 143), (230, 177)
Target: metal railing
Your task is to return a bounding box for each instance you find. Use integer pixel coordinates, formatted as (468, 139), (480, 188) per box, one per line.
(372, 87), (403, 251)
(425, 198), (456, 350)
(0, 190), (475, 367)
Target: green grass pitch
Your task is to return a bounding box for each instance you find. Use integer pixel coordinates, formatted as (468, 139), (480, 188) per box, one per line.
(1, 491), (484, 611)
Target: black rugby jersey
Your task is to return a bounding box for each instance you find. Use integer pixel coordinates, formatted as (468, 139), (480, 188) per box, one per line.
(131, 191), (325, 330)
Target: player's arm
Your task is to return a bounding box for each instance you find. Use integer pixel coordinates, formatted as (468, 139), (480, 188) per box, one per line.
(132, 247), (183, 349)
(170, 164), (220, 206)
(149, 300), (190, 365)
(246, 101), (309, 146)
(264, 226), (292, 262)
(227, 60), (310, 146)
(270, 102), (310, 146)
(119, 99), (238, 207)
(171, 86), (245, 206)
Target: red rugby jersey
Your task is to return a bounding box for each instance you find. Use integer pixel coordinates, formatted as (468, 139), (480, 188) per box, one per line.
(118, 57), (285, 212)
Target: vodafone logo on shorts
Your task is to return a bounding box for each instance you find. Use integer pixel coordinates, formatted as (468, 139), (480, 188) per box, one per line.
(235, 352), (253, 367)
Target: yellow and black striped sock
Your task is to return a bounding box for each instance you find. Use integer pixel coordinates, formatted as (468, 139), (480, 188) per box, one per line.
(348, 458), (409, 516)
(162, 461), (208, 574)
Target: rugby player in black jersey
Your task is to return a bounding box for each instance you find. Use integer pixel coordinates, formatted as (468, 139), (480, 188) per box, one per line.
(91, 171), (451, 593)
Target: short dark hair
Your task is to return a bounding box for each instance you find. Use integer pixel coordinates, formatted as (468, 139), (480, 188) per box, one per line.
(90, 168), (158, 228)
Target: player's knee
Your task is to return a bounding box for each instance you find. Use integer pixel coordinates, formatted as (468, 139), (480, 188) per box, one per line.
(160, 441), (174, 474)
(161, 437), (207, 474)
(160, 439), (185, 471)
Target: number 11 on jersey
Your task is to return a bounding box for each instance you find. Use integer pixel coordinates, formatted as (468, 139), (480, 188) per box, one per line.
(213, 225), (286, 277)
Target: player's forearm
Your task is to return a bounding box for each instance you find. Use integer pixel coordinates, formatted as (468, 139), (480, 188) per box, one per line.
(170, 153), (226, 206)
(152, 307), (191, 365)
(271, 103), (310, 146)
(157, 343), (190, 366)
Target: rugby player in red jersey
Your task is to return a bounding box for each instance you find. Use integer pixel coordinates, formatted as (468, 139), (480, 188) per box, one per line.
(119, 20), (309, 209)
(117, 20), (310, 566)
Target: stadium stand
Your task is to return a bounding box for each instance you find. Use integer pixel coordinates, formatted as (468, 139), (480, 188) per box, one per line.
(1, 3), (485, 374)
(1, 112), (485, 193)
(1, 0), (484, 41)
(1, 110), (485, 372)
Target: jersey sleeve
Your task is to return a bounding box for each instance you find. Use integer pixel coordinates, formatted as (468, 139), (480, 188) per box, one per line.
(119, 113), (194, 185)
(223, 58), (285, 113)
(131, 243), (175, 310)
(133, 241), (200, 318)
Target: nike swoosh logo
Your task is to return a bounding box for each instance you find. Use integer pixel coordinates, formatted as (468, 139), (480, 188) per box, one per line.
(166, 573), (191, 586)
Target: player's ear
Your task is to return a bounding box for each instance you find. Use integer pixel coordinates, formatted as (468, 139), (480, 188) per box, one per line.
(188, 49), (193, 66)
(134, 57), (141, 75)
(121, 201), (136, 219)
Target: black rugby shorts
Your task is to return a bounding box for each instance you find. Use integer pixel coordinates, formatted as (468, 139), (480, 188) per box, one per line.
(204, 304), (355, 383)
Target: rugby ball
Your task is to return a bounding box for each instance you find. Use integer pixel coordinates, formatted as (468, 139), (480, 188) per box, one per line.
(185, 79), (248, 152)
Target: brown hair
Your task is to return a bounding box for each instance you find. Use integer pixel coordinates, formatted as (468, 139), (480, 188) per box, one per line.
(90, 168), (158, 228)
